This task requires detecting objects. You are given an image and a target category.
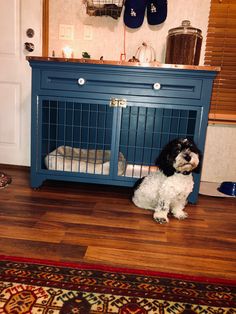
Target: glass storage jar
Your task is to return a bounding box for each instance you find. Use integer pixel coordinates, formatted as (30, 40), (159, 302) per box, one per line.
(165, 20), (203, 65)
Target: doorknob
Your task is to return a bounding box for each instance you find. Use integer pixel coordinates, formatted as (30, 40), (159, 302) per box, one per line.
(26, 28), (35, 38)
(24, 42), (34, 52)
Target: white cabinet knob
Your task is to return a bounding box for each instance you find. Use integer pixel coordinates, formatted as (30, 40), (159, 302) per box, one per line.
(78, 78), (86, 85)
(153, 82), (161, 90)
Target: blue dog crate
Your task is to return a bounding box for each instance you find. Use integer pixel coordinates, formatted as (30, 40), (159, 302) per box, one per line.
(28, 58), (218, 203)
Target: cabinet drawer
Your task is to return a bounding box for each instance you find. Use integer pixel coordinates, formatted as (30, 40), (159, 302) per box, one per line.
(41, 70), (203, 100)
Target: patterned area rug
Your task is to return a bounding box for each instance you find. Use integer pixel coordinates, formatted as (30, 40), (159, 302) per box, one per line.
(0, 256), (235, 314)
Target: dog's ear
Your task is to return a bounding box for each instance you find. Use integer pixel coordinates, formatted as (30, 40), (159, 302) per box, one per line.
(156, 144), (175, 177)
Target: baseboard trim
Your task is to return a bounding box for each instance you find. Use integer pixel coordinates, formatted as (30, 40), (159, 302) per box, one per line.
(0, 164), (30, 171)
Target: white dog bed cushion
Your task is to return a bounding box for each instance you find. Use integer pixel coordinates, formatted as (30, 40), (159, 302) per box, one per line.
(45, 146), (126, 175)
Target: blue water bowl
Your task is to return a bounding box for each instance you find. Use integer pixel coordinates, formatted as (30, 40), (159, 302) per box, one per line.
(218, 181), (236, 197)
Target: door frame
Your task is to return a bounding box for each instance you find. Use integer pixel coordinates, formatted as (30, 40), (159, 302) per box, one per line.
(42, 0), (49, 56)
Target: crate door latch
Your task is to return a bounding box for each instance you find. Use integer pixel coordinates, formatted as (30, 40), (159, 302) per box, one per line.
(110, 98), (127, 108)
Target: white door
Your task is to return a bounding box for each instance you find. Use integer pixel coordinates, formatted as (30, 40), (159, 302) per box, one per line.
(0, 0), (42, 165)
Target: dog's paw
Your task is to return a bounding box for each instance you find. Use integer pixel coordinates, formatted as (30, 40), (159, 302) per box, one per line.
(174, 211), (188, 220)
(154, 217), (168, 224)
(153, 212), (169, 224)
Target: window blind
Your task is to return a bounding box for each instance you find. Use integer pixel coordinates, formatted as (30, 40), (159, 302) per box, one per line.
(204, 0), (236, 124)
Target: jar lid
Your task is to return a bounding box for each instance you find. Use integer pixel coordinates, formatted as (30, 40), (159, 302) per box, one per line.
(168, 20), (202, 37)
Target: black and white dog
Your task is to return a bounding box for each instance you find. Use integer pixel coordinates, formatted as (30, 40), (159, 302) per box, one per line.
(132, 138), (202, 224)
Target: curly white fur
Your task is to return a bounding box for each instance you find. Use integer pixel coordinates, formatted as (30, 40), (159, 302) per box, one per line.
(133, 171), (194, 223)
(132, 138), (201, 224)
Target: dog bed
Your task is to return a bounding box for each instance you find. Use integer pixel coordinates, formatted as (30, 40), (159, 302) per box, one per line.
(124, 164), (158, 178)
(45, 146), (126, 175)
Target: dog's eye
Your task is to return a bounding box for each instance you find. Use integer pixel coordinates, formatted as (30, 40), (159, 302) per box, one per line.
(175, 144), (182, 154)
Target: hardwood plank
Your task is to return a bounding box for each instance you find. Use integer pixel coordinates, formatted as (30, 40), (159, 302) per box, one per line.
(85, 246), (236, 279)
(0, 225), (65, 243)
(0, 238), (86, 261)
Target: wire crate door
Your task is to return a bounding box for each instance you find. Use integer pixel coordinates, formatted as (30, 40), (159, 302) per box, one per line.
(39, 98), (125, 177)
(115, 104), (201, 180)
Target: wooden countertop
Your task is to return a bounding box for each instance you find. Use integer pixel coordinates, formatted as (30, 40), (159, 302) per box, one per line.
(26, 56), (220, 72)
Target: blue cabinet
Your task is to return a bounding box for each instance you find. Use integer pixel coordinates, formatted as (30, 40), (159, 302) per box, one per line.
(28, 58), (218, 203)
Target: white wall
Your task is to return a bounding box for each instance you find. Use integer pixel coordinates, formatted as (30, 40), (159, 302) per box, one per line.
(48, 0), (236, 183)
(49, 0), (210, 65)
(201, 125), (236, 183)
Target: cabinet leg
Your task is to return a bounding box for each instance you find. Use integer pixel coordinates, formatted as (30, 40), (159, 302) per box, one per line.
(30, 175), (44, 189)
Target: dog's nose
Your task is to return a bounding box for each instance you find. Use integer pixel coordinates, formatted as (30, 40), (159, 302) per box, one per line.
(184, 155), (191, 162)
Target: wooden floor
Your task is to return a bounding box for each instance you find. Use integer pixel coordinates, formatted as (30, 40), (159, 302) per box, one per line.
(0, 165), (236, 280)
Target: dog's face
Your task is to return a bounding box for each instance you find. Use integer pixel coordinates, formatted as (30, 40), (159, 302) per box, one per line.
(156, 138), (202, 176)
(171, 139), (200, 172)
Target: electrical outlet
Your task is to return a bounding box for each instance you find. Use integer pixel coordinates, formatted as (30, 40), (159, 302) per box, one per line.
(59, 24), (74, 40)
